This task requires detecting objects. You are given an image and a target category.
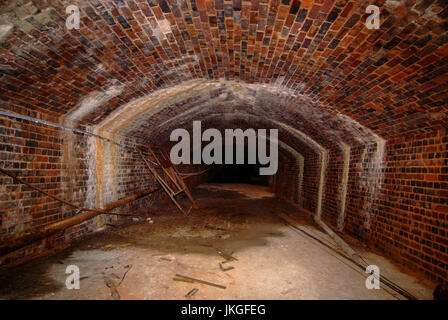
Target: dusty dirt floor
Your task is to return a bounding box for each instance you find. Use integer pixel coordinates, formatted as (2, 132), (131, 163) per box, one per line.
(0, 183), (435, 300)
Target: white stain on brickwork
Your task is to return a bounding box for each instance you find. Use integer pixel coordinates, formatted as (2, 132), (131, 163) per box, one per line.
(65, 80), (124, 125)
(0, 1), (54, 36)
(153, 19), (172, 42)
(385, 0), (405, 9)
(94, 63), (106, 73)
(60, 80), (123, 221)
(0, 24), (13, 42)
(358, 137), (386, 234)
(328, 112), (386, 233)
(96, 79), (206, 137)
(419, 2), (444, 22)
(85, 136), (98, 209)
(337, 142), (350, 231)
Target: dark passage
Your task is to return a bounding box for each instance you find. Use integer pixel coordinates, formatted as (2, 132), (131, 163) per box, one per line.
(211, 164), (270, 185)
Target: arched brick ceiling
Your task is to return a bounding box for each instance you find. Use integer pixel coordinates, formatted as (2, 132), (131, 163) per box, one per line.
(149, 111), (321, 151)
(94, 80), (382, 150)
(1, 0), (447, 140)
(161, 114), (310, 160)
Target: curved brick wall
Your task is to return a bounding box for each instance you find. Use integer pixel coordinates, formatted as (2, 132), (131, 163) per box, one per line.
(0, 0), (447, 282)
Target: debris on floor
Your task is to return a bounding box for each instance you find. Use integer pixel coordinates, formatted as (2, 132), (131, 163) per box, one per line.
(110, 273), (121, 280)
(216, 249), (238, 262)
(104, 276), (120, 300)
(119, 265), (132, 286)
(173, 274), (226, 290)
(185, 288), (199, 298)
(219, 262), (235, 272)
(159, 255), (175, 262)
(102, 264), (133, 300)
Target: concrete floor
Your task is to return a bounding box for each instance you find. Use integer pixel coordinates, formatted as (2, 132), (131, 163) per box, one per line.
(0, 183), (434, 300)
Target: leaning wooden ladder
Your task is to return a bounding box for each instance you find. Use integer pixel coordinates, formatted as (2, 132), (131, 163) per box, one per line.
(140, 147), (198, 216)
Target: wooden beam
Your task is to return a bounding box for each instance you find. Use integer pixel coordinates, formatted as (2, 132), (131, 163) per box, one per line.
(0, 185), (160, 257)
(0, 167), (209, 257)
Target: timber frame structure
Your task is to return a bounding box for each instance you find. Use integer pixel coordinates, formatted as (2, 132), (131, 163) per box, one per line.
(139, 147), (199, 216)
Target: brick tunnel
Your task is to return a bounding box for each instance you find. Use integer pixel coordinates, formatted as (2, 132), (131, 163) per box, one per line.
(0, 0), (447, 300)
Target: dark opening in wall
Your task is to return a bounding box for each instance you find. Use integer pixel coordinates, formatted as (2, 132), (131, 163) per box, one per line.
(211, 164), (270, 185)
